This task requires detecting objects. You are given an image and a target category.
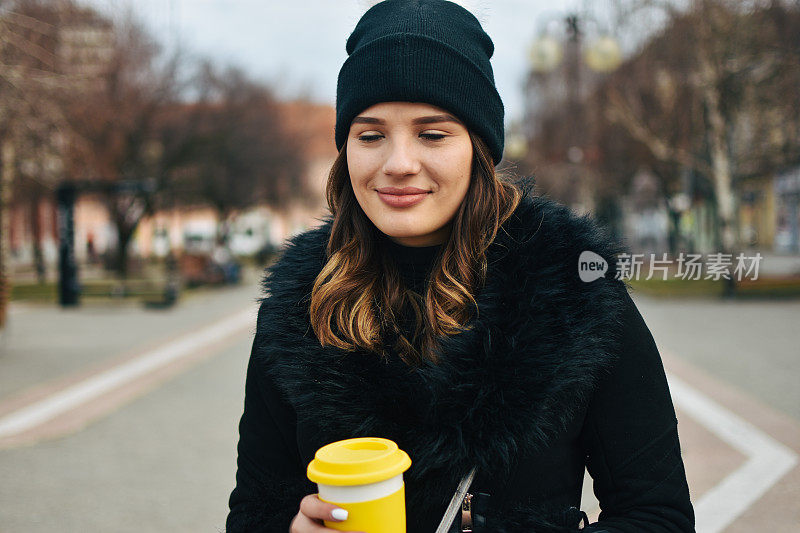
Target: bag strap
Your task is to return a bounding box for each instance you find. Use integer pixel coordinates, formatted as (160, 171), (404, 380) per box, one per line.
(434, 466), (476, 533)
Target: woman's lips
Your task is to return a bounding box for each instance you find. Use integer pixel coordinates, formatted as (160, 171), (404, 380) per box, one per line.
(377, 191), (430, 208)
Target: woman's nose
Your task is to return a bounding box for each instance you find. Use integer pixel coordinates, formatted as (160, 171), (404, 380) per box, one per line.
(382, 138), (422, 176)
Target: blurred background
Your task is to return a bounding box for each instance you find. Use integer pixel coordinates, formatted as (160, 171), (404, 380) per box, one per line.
(0, 0), (798, 531)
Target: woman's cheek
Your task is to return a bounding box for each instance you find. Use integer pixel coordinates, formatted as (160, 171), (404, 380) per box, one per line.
(348, 151), (375, 182)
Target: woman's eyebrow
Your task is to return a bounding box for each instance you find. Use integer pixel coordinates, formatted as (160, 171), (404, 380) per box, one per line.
(351, 114), (462, 125)
(412, 114), (461, 125)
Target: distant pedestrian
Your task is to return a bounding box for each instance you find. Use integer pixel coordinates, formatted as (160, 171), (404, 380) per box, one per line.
(86, 231), (97, 264)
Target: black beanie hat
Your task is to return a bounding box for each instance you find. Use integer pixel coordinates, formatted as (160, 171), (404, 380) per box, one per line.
(335, 0), (505, 165)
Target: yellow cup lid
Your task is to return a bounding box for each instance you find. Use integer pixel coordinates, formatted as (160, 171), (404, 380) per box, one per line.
(307, 437), (412, 486)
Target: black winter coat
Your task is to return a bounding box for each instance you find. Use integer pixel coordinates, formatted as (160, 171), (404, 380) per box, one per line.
(226, 193), (696, 532)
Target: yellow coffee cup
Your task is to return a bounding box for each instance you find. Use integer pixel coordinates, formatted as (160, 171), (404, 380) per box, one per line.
(307, 437), (412, 533)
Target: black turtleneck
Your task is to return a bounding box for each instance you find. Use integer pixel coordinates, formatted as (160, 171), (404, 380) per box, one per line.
(378, 232), (442, 294)
(377, 232), (442, 357)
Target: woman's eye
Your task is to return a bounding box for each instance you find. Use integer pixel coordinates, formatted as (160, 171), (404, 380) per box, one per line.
(357, 133), (446, 142)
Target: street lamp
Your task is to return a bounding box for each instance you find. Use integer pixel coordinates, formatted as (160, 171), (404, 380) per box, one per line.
(528, 13), (622, 74)
(528, 34), (563, 73)
(504, 132), (528, 161)
(522, 11), (622, 213)
(583, 35), (623, 73)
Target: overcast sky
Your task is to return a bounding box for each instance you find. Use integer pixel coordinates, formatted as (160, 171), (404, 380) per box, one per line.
(83, 0), (635, 126)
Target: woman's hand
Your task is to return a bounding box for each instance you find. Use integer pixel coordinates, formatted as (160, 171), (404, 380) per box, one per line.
(289, 494), (365, 533)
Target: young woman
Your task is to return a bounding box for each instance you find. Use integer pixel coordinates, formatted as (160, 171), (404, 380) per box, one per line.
(226, 1), (695, 532)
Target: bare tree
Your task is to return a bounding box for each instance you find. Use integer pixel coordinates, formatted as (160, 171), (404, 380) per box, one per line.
(601, 0), (800, 252)
(164, 61), (308, 243)
(60, 8), (186, 280)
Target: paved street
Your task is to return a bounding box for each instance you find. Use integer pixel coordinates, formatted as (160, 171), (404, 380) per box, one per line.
(0, 271), (265, 402)
(0, 271), (265, 532)
(635, 294), (800, 421)
(583, 294), (800, 532)
(0, 273), (798, 531)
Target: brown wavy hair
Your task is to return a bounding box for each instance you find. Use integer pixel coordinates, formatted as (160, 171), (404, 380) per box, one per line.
(309, 131), (523, 367)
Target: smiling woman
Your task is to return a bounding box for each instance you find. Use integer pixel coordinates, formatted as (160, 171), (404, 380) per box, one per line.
(314, 97), (519, 367)
(226, 1), (696, 532)
(347, 103), (475, 247)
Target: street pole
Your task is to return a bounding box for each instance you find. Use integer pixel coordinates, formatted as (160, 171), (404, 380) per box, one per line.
(56, 182), (80, 307)
(565, 14), (586, 211)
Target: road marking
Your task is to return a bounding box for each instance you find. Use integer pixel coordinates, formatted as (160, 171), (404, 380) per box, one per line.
(0, 307), (255, 439)
(666, 369), (798, 533)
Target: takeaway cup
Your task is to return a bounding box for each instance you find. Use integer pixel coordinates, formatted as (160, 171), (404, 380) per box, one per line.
(306, 437), (412, 533)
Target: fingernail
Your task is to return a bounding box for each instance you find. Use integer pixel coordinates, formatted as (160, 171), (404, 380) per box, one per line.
(331, 508), (348, 520)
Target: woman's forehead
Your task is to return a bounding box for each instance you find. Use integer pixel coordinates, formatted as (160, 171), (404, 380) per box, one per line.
(353, 102), (464, 125)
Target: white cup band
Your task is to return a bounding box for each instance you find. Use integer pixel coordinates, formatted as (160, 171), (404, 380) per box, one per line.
(318, 474), (404, 503)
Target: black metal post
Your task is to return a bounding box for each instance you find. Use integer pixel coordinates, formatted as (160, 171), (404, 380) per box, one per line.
(57, 182), (80, 306)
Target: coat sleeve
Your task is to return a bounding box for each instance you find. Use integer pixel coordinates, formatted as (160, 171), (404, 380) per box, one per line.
(578, 289), (696, 533)
(226, 302), (317, 533)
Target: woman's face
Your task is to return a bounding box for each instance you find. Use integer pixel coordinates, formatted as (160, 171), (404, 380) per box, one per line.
(347, 101), (473, 247)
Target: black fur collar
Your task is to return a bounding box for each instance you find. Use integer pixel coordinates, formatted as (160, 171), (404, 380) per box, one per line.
(253, 191), (629, 530)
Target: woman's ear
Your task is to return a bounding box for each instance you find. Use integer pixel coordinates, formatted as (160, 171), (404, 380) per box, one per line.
(357, 0), (490, 24)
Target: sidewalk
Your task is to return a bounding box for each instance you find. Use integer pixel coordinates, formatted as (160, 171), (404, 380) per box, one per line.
(0, 289), (261, 532)
(0, 267), (264, 404)
(757, 251), (800, 276)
